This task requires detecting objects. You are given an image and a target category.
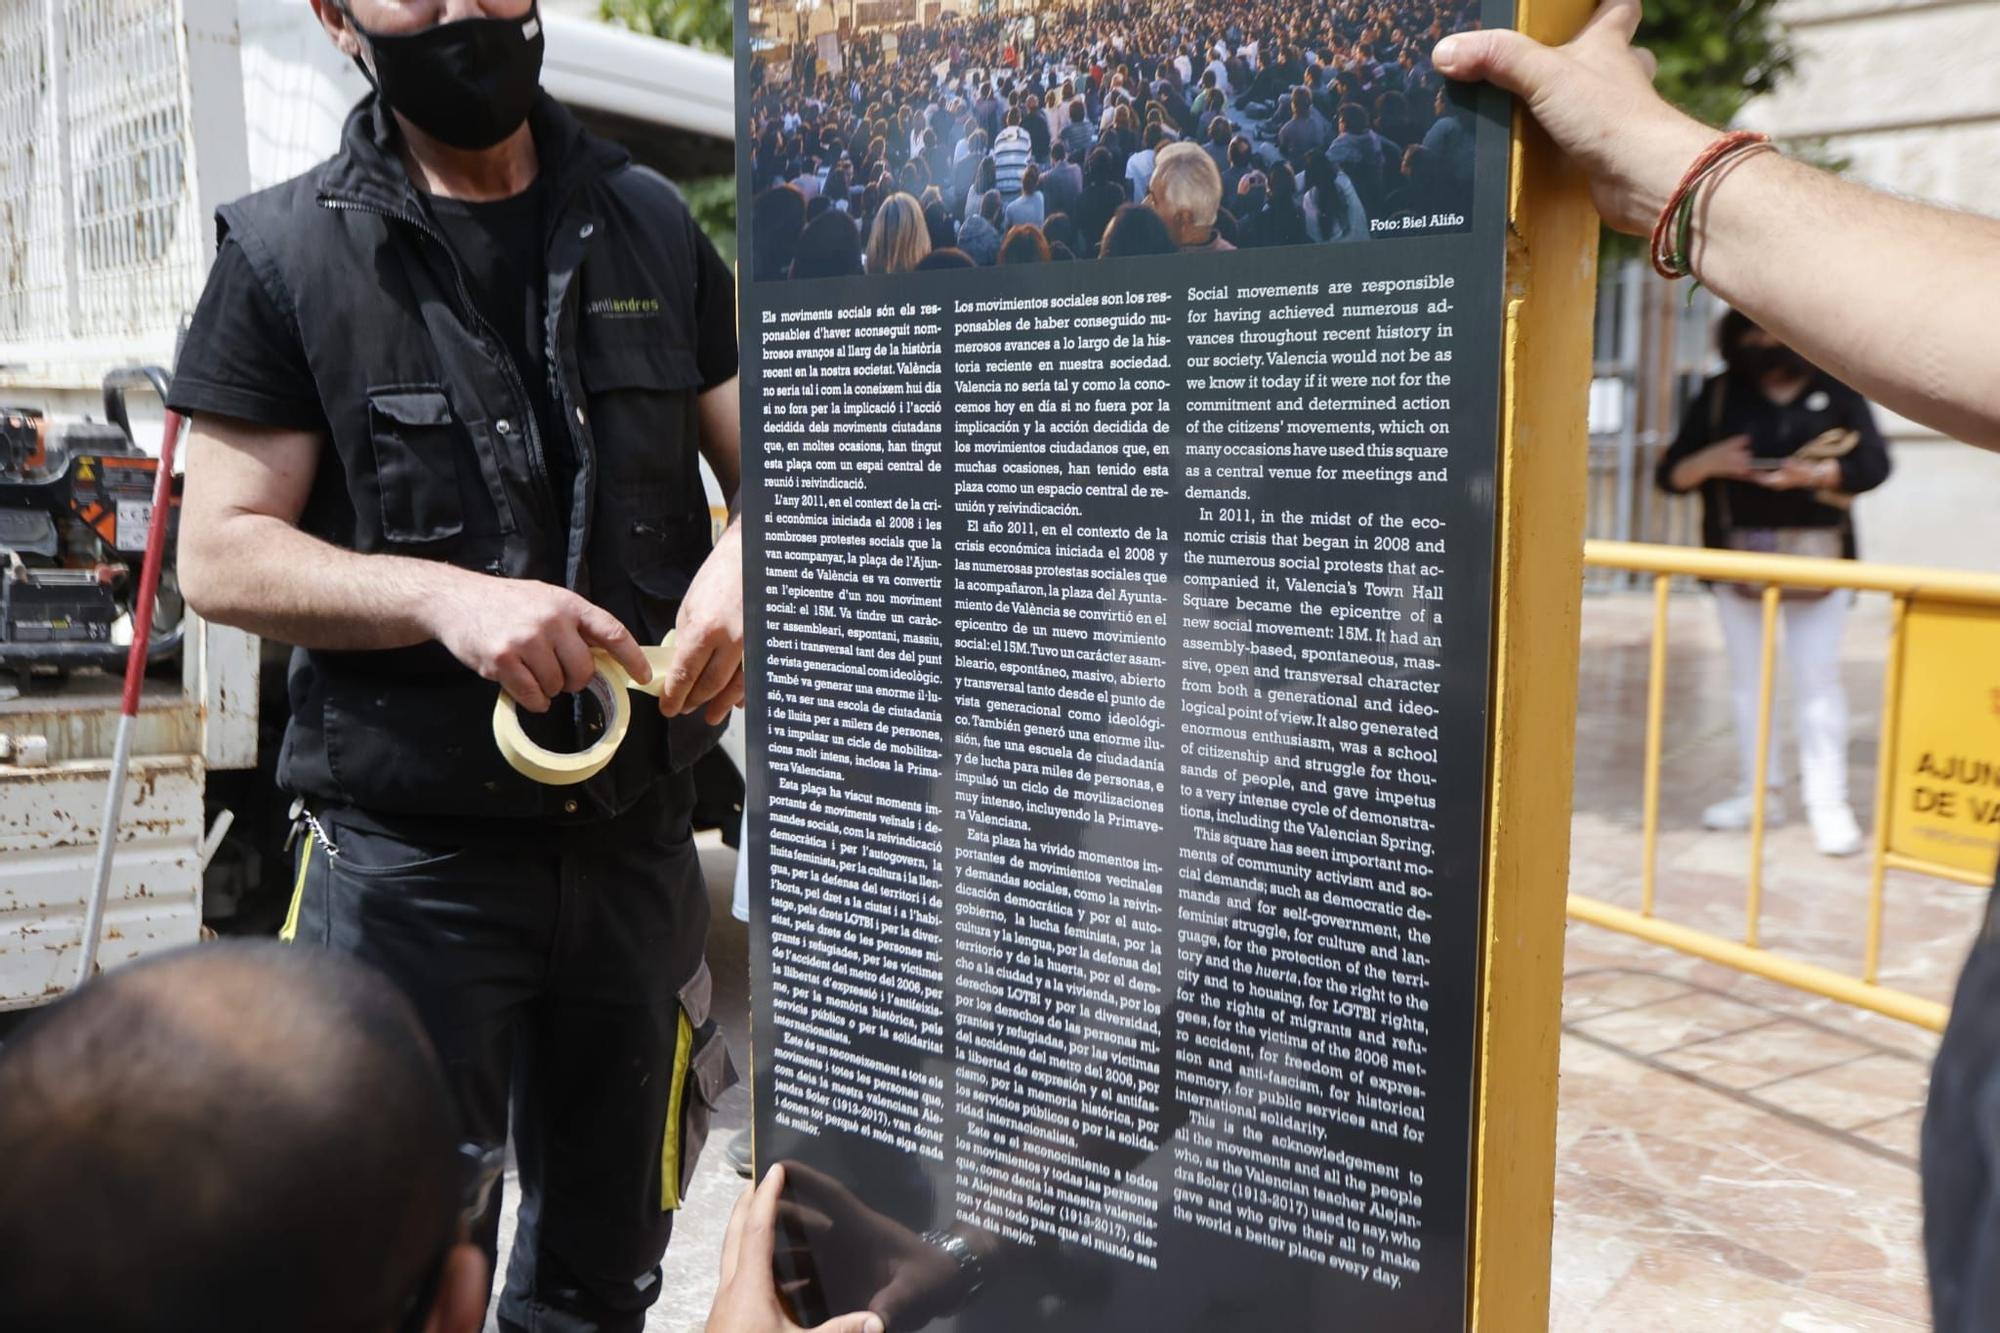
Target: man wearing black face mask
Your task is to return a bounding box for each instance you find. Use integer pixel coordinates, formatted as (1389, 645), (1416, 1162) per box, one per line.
(167, 2), (743, 1328)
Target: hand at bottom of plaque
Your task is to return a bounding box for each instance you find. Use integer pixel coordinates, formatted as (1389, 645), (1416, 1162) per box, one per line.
(777, 1160), (987, 1330)
(709, 1164), (887, 1333)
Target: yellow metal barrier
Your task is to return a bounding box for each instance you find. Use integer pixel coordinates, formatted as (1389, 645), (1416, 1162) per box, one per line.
(1572, 540), (2000, 1033)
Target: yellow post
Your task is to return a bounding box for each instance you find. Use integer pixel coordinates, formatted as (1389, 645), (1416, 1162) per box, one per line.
(1864, 595), (1907, 983)
(1745, 584), (1780, 947)
(1466, 0), (1598, 1320)
(1640, 573), (1670, 918)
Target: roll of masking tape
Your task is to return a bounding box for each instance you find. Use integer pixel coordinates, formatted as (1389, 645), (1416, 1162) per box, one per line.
(492, 635), (676, 786)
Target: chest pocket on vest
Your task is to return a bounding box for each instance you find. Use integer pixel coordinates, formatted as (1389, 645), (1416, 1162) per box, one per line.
(366, 387), (514, 547)
(578, 336), (704, 501)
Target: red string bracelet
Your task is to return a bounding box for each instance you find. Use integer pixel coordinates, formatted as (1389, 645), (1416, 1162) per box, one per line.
(1649, 130), (1773, 281)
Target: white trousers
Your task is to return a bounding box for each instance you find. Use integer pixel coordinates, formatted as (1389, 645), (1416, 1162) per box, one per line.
(1713, 588), (1854, 810)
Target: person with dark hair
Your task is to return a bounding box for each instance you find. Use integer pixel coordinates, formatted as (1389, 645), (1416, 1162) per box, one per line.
(1075, 146), (1128, 259)
(999, 224), (1052, 265)
(1223, 134), (1256, 199)
(955, 191), (1004, 266)
(1041, 139), (1083, 221)
(1420, 85), (1474, 192)
(1098, 203), (1176, 259)
(1044, 79), (1073, 149)
(1654, 310), (1890, 853)
(751, 183), (807, 283)
(0, 942), (488, 1333)
(1374, 88), (1425, 153)
(1103, 103), (1140, 176)
(804, 194), (832, 224)
(1060, 97), (1095, 161)
(1276, 86), (1332, 168)
(823, 163), (852, 214)
(1213, 204), (1241, 247)
(1022, 91), (1051, 163)
(1203, 115), (1233, 179)
(949, 128), (987, 211)
(1241, 162), (1309, 248)
(920, 125), (951, 187)
(791, 209), (865, 280)
(1232, 167), (1269, 230)
(913, 246), (976, 271)
(991, 112), (1033, 198)
(1301, 151), (1369, 243)
(971, 81), (1002, 142)
(172, 5), (751, 1323)
(962, 155), (997, 224)
(1004, 162), (1046, 230)
(1386, 142), (1442, 219)
(1126, 122), (1170, 204)
(1042, 212), (1079, 257)
(1331, 101), (1396, 217)
(923, 199), (957, 252)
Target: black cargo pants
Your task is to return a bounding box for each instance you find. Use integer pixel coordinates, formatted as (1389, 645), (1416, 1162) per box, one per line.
(280, 790), (737, 1332)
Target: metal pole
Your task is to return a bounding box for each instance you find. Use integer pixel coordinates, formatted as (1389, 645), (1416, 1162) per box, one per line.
(1640, 573), (1669, 917)
(1864, 595), (1908, 983)
(77, 407), (184, 989)
(1745, 584), (1780, 948)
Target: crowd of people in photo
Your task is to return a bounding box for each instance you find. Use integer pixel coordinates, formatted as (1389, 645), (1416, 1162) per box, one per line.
(745, 0), (1482, 280)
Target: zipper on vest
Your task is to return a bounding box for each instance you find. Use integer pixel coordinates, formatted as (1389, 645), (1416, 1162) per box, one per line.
(319, 196), (562, 548)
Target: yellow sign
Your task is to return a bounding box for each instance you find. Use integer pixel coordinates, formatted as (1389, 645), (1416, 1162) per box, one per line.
(1888, 600), (2000, 877)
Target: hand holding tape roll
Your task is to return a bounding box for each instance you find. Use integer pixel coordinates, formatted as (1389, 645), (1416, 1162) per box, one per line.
(493, 633), (677, 785)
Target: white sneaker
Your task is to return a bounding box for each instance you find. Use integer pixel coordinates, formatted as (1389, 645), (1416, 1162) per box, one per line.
(1702, 792), (1786, 831)
(1808, 803), (1865, 857)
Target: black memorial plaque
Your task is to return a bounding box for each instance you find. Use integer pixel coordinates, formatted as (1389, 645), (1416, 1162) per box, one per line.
(737, 2), (1516, 1324)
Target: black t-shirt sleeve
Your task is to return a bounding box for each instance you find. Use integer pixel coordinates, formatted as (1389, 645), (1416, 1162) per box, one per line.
(1657, 377), (1717, 494)
(167, 235), (327, 434)
(1831, 384), (1893, 495)
(690, 219), (740, 392)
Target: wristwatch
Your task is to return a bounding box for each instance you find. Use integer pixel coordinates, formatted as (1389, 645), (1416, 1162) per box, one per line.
(922, 1227), (988, 1303)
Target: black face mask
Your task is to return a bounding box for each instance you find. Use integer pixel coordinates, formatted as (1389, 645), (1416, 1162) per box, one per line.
(341, 2), (546, 151)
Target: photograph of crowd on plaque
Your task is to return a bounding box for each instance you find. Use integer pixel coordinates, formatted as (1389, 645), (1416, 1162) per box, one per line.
(742, 0), (1483, 281)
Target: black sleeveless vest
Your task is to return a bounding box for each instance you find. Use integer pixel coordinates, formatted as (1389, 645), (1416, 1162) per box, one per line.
(213, 95), (726, 822)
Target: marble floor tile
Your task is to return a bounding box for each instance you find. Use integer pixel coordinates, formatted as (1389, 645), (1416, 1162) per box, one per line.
(1653, 1018), (1874, 1092)
(1553, 593), (1946, 1328)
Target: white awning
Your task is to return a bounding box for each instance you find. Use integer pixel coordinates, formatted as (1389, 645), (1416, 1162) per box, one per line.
(542, 14), (735, 141)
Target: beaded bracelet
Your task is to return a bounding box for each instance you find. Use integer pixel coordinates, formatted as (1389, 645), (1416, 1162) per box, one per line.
(1649, 130), (1775, 283)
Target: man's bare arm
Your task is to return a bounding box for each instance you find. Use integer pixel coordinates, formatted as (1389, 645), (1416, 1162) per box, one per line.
(697, 376), (743, 507)
(179, 413), (653, 713)
(1433, 0), (2000, 450)
(178, 416), (455, 649)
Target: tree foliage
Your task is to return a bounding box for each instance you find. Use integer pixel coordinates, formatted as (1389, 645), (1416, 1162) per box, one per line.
(1637, 0), (1796, 129)
(601, 0), (737, 252)
(600, 0), (732, 55)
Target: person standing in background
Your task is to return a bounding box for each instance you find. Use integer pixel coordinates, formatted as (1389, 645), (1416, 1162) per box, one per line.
(1656, 311), (1891, 856)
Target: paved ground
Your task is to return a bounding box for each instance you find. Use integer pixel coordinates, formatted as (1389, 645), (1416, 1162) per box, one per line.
(487, 587), (1973, 1329)
(1553, 588), (1975, 1329)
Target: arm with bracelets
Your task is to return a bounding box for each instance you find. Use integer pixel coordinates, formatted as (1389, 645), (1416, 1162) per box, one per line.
(1431, 0), (2000, 451)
